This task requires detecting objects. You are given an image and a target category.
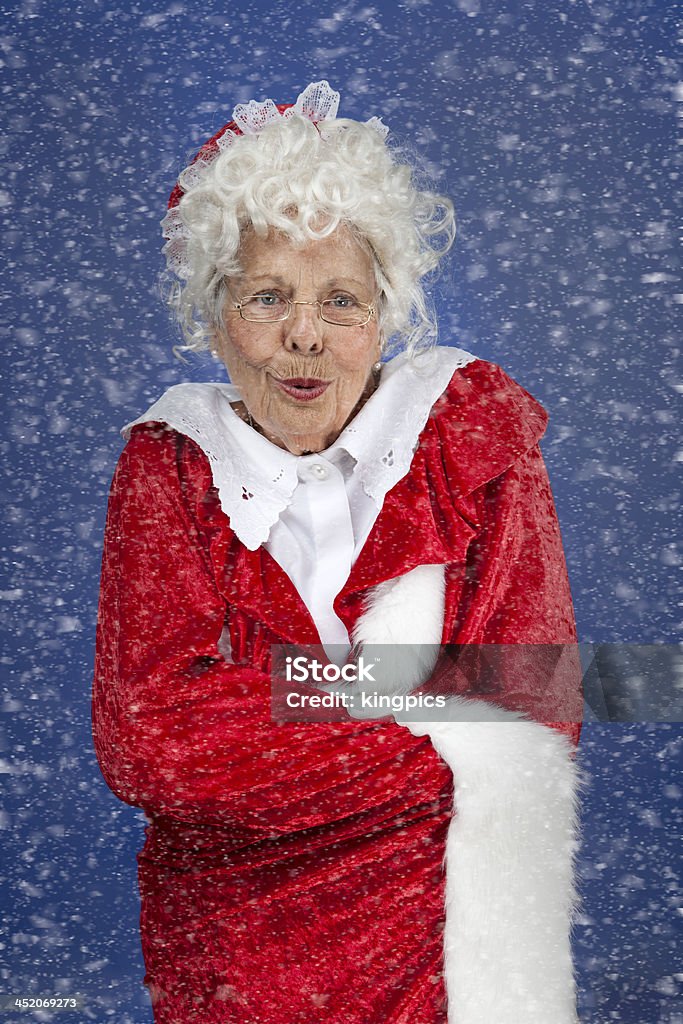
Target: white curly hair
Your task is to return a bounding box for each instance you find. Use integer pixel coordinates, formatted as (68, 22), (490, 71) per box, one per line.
(162, 111), (456, 361)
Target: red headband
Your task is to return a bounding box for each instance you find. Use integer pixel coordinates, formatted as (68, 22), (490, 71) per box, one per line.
(167, 102), (297, 211)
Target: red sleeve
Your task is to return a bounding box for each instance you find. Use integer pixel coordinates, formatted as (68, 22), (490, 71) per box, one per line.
(91, 426), (427, 831)
(447, 441), (583, 748)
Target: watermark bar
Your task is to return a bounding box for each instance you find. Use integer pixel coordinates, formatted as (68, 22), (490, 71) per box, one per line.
(270, 643), (683, 723)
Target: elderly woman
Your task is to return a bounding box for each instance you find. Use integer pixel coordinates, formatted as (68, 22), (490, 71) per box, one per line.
(93, 81), (585, 1024)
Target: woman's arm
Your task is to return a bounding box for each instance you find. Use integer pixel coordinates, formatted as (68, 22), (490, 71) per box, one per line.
(396, 441), (587, 1024)
(448, 442), (583, 746)
(91, 426), (425, 830)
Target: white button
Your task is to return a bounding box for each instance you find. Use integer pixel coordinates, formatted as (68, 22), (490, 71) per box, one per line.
(309, 463), (329, 480)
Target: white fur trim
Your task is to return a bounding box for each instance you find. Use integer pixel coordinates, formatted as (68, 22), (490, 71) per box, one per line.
(399, 711), (587, 1023)
(353, 569), (587, 1023)
(349, 563), (445, 695)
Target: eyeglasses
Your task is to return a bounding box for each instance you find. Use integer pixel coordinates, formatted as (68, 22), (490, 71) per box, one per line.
(229, 292), (377, 327)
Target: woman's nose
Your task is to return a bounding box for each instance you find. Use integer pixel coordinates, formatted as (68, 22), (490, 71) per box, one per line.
(282, 302), (324, 353)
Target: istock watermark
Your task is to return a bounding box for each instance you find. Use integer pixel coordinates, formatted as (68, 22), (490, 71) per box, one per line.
(284, 654), (378, 684)
(281, 651), (448, 715)
(272, 645), (449, 721)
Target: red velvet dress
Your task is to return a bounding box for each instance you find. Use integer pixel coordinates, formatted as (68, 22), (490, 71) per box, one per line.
(92, 357), (583, 1023)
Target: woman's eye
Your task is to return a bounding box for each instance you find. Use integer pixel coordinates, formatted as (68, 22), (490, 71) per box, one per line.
(254, 292), (280, 306)
(329, 295), (357, 308)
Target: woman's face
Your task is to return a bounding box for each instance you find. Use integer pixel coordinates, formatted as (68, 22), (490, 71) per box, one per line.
(212, 223), (383, 455)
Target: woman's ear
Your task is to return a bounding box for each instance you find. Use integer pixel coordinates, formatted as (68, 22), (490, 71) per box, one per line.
(210, 277), (236, 360)
(209, 326), (224, 362)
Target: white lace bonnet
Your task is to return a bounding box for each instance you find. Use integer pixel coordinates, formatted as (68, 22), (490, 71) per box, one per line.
(161, 80), (390, 281)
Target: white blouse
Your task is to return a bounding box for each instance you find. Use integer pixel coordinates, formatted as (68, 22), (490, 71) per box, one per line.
(121, 345), (477, 660)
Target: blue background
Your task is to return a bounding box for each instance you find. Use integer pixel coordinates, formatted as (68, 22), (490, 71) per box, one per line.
(1, 1), (679, 1021)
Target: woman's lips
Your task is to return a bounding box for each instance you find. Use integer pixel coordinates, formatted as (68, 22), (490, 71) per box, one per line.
(274, 378), (331, 401)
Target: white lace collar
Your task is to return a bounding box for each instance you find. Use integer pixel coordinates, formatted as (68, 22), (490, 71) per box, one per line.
(120, 345), (477, 550)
